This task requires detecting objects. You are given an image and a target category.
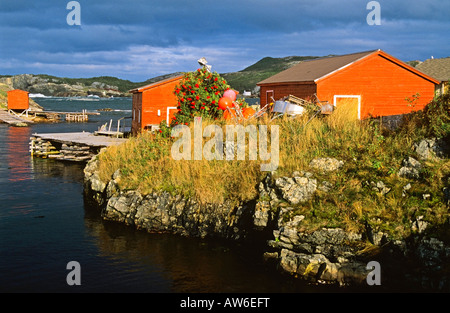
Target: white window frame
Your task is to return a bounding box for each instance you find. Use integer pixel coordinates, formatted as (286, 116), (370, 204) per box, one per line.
(333, 95), (361, 120)
(166, 106), (178, 124)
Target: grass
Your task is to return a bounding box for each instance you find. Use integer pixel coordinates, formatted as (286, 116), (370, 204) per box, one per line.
(97, 94), (450, 240)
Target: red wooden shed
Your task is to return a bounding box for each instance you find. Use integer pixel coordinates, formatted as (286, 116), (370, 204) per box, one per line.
(257, 49), (440, 119)
(7, 89), (29, 111)
(130, 75), (183, 135)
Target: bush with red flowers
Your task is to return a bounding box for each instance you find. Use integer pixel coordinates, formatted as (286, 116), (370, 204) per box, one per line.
(170, 68), (231, 126)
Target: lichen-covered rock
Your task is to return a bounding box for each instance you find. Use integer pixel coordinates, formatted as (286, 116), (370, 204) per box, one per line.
(398, 156), (422, 179)
(414, 138), (449, 160)
(309, 157), (344, 172)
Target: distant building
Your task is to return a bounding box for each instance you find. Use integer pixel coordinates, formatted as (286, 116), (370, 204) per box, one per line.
(257, 49), (439, 119)
(415, 56), (450, 95)
(129, 75), (183, 135)
(7, 89), (29, 111)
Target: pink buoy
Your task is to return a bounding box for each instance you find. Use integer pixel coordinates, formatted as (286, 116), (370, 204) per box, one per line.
(223, 89), (237, 101)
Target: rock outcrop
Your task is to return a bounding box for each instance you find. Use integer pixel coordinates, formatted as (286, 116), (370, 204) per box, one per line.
(83, 155), (450, 290)
(0, 74), (128, 98)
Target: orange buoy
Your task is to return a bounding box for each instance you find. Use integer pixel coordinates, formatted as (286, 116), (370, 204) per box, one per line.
(242, 107), (256, 119)
(218, 97), (233, 110)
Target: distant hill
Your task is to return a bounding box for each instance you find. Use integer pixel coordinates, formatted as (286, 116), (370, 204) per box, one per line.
(2, 54), (421, 98)
(222, 56), (320, 93)
(0, 73), (182, 98)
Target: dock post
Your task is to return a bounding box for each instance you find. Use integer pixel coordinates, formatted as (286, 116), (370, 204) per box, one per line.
(30, 137), (35, 156)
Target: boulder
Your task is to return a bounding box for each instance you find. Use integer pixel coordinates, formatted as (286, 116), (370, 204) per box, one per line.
(414, 138), (449, 160)
(309, 157), (344, 172)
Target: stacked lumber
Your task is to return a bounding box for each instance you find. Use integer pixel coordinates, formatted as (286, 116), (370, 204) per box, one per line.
(30, 137), (95, 161)
(29, 137), (61, 158)
(58, 143), (94, 161)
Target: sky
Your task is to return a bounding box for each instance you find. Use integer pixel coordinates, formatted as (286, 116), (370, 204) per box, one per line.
(0, 0), (449, 82)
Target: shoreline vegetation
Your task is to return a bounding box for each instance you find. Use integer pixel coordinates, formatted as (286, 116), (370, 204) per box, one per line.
(97, 92), (450, 242)
(86, 76), (449, 288)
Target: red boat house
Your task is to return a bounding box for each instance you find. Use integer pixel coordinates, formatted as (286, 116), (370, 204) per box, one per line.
(130, 75), (183, 135)
(257, 49), (440, 119)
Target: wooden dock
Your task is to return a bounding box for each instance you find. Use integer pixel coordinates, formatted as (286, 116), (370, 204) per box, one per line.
(0, 109), (33, 125)
(28, 110), (99, 122)
(30, 132), (127, 162)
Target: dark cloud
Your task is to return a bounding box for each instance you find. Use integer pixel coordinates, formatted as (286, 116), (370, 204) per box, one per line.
(0, 0), (448, 81)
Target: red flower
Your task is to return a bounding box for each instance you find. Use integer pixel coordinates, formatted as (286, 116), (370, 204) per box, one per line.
(207, 95), (211, 99)
(159, 129), (162, 133)
(214, 77), (218, 81)
(195, 83), (199, 88)
(196, 95), (200, 100)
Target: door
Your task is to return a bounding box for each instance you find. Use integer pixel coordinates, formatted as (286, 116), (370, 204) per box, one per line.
(333, 95), (361, 120)
(266, 90), (274, 105)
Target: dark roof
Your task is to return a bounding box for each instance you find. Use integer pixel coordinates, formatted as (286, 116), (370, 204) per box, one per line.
(416, 57), (450, 82)
(257, 50), (377, 85)
(129, 74), (183, 93)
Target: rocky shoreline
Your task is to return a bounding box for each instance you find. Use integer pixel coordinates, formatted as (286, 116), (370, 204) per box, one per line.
(83, 142), (450, 291)
(0, 74), (128, 98)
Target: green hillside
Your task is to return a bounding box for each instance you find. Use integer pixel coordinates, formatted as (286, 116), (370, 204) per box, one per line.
(222, 56), (320, 93)
(0, 56), (318, 96)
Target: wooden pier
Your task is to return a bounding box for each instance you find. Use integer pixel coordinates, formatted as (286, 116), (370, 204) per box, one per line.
(28, 110), (99, 122)
(30, 131), (127, 162)
(0, 109), (33, 125)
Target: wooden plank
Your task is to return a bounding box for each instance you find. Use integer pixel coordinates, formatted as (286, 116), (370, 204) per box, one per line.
(32, 132), (127, 147)
(0, 109), (33, 124)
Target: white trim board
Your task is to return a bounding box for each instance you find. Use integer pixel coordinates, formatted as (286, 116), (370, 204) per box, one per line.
(166, 106), (178, 124)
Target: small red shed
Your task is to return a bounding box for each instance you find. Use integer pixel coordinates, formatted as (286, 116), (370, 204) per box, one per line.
(7, 89), (29, 111)
(130, 75), (183, 135)
(257, 49), (440, 119)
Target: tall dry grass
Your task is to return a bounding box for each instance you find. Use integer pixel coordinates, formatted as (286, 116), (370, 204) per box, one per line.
(98, 99), (381, 204)
(96, 96), (450, 238)
(98, 118), (266, 204)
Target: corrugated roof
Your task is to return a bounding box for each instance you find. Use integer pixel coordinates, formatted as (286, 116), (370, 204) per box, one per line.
(257, 50), (377, 85)
(416, 57), (450, 82)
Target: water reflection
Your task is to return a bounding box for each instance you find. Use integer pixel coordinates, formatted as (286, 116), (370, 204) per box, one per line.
(5, 126), (33, 183)
(82, 203), (313, 293)
(0, 122), (315, 293)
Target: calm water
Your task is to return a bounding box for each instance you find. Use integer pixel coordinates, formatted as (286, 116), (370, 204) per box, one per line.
(0, 97), (316, 294)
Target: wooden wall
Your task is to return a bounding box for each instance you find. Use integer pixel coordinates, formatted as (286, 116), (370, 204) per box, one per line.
(131, 76), (182, 134)
(316, 53), (437, 119)
(259, 82), (317, 107)
(7, 90), (29, 110)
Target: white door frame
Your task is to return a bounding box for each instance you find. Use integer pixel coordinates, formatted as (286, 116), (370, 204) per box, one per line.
(333, 95), (361, 119)
(266, 90), (274, 104)
(166, 106), (178, 124)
